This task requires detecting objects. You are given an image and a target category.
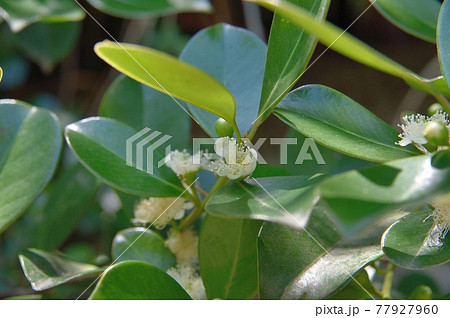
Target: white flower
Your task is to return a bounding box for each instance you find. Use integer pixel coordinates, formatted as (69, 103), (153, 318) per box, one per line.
(397, 111), (450, 152)
(207, 137), (258, 180)
(431, 197), (450, 241)
(397, 113), (428, 147)
(429, 111), (450, 127)
(165, 150), (202, 177)
(133, 197), (194, 228)
(167, 264), (206, 300)
(165, 229), (199, 265)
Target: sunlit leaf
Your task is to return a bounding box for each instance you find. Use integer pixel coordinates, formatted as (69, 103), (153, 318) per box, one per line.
(19, 248), (102, 291)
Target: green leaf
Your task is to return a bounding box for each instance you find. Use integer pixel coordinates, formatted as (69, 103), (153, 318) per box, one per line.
(65, 117), (183, 197)
(382, 211), (450, 269)
(112, 227), (176, 271)
(199, 215), (262, 299)
(179, 23), (266, 136)
(0, 0), (85, 32)
(373, 0), (441, 43)
(258, 0), (330, 122)
(0, 100), (61, 233)
(14, 22), (81, 73)
(275, 85), (420, 162)
(258, 208), (403, 299)
(438, 0), (450, 89)
(247, 0), (419, 83)
(89, 260), (191, 299)
(86, 0), (212, 19)
(320, 151), (450, 226)
(94, 40), (238, 131)
(4, 294), (43, 300)
(284, 128), (373, 176)
(33, 164), (100, 250)
(19, 248), (102, 291)
(99, 75), (191, 150)
(206, 175), (326, 229)
(328, 270), (382, 300)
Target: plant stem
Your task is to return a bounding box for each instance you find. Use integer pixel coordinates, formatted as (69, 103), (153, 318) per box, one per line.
(381, 262), (396, 299)
(232, 121), (243, 144)
(178, 176), (229, 231)
(247, 118), (262, 141)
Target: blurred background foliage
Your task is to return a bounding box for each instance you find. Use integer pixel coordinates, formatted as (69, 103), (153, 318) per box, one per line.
(0, 0), (448, 299)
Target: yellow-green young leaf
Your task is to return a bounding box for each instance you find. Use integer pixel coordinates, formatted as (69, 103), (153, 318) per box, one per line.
(94, 40), (237, 128)
(247, 0), (416, 81)
(0, 67), (3, 83)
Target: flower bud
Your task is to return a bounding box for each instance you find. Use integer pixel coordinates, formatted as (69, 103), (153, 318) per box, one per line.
(408, 285), (433, 300)
(423, 120), (449, 151)
(215, 118), (234, 138)
(427, 103), (445, 117)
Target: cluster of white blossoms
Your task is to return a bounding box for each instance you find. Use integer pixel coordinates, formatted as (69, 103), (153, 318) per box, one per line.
(431, 197), (450, 242)
(206, 137), (258, 179)
(133, 197), (193, 228)
(164, 150), (202, 177)
(167, 265), (206, 300)
(397, 111), (450, 152)
(165, 228), (199, 265)
(165, 229), (205, 299)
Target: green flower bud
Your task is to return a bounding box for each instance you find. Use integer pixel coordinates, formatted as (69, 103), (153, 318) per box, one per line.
(427, 103), (444, 117)
(215, 118), (234, 138)
(408, 285), (433, 300)
(423, 120), (449, 151)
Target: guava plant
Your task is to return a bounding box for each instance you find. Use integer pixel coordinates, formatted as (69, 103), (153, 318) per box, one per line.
(1, 0), (450, 300)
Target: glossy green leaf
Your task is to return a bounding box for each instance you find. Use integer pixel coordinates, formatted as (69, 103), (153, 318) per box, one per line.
(258, 208), (403, 299)
(328, 270), (382, 300)
(33, 164), (99, 250)
(19, 248), (102, 291)
(14, 22), (81, 73)
(320, 151), (450, 225)
(382, 211), (450, 269)
(275, 85), (420, 162)
(284, 129), (373, 176)
(4, 294), (43, 300)
(258, 0), (330, 122)
(0, 0), (84, 32)
(94, 40), (238, 130)
(86, 0), (212, 19)
(112, 227), (176, 270)
(206, 175), (326, 229)
(199, 215), (262, 299)
(65, 117), (183, 197)
(374, 0), (441, 43)
(89, 261), (191, 299)
(424, 77), (450, 98)
(99, 75), (191, 150)
(251, 164), (292, 178)
(247, 0), (419, 83)
(438, 0), (450, 89)
(0, 100), (61, 233)
(179, 23), (266, 136)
